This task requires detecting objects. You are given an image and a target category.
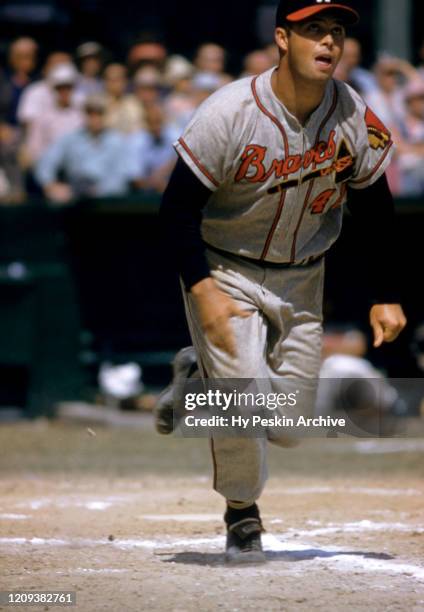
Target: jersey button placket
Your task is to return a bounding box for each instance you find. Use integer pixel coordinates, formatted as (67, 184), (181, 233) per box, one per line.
(286, 126), (306, 263)
(290, 124), (316, 263)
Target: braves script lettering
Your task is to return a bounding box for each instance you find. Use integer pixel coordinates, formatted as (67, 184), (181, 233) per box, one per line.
(235, 130), (337, 183)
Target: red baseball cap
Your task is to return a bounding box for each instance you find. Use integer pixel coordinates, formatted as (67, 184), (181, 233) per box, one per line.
(276, 0), (360, 26)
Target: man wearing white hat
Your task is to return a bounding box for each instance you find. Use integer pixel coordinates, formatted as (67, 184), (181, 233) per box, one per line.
(23, 63), (83, 167)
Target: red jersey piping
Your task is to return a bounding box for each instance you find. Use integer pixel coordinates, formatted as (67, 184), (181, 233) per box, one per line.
(178, 137), (220, 188)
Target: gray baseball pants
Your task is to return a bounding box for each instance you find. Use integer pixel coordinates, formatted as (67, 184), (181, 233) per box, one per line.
(183, 247), (324, 508)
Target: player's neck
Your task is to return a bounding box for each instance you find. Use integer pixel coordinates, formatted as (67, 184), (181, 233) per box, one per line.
(272, 65), (328, 126)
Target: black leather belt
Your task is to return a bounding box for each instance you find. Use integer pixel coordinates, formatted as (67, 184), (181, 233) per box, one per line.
(205, 243), (325, 269)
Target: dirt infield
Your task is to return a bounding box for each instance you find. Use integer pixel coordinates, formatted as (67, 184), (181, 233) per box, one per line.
(1, 420), (424, 611)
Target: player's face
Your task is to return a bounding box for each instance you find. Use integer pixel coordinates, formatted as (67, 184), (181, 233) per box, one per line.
(278, 16), (345, 83)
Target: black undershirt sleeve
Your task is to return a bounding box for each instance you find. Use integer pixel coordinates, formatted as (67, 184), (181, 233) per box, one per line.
(159, 157), (213, 291)
(160, 159), (402, 304)
(346, 173), (402, 305)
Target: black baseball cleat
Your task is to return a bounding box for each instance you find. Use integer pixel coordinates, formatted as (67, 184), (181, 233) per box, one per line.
(225, 518), (266, 565)
(154, 387), (174, 435)
(154, 347), (198, 435)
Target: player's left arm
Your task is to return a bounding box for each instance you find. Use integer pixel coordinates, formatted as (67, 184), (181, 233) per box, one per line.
(346, 173), (407, 348)
(369, 304), (407, 348)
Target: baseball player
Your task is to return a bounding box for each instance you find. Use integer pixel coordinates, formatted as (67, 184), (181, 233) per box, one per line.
(159, 0), (407, 565)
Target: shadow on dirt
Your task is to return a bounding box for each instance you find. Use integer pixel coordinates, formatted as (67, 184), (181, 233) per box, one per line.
(162, 548), (394, 567)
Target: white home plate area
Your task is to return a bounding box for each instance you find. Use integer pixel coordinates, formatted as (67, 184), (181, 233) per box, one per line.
(1, 510), (424, 583)
(1, 428), (424, 610)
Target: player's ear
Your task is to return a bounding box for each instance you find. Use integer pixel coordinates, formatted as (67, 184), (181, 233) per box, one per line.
(275, 26), (290, 56)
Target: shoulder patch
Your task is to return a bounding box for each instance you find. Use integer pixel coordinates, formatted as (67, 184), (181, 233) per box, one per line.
(365, 107), (391, 151)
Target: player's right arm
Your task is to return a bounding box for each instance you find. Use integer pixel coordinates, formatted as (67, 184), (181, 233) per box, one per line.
(160, 158), (249, 358)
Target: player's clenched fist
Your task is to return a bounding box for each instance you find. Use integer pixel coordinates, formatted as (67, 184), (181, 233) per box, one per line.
(191, 277), (251, 358)
(370, 304), (407, 348)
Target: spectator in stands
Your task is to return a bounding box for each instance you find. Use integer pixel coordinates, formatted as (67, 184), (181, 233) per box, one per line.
(164, 55), (194, 93)
(131, 104), (178, 194)
(191, 72), (222, 108)
(0, 38), (38, 202)
(5, 37), (38, 126)
(363, 56), (422, 194)
(163, 56), (195, 131)
(334, 38), (376, 95)
(104, 63), (143, 133)
(0, 120), (26, 203)
(265, 44), (280, 67)
(396, 80), (424, 196)
(22, 64), (83, 167)
(365, 56), (419, 129)
(17, 52), (82, 128)
(133, 66), (163, 112)
(241, 50), (273, 76)
(127, 33), (168, 75)
(75, 42), (105, 98)
(194, 43), (232, 86)
(418, 39), (424, 80)
(36, 95), (136, 203)
(194, 43), (226, 75)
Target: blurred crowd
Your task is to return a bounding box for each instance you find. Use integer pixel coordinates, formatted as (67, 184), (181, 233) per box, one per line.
(0, 33), (424, 204)
(335, 38), (424, 197)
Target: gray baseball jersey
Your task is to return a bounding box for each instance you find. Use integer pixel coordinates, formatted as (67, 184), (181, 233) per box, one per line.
(174, 67), (394, 264)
